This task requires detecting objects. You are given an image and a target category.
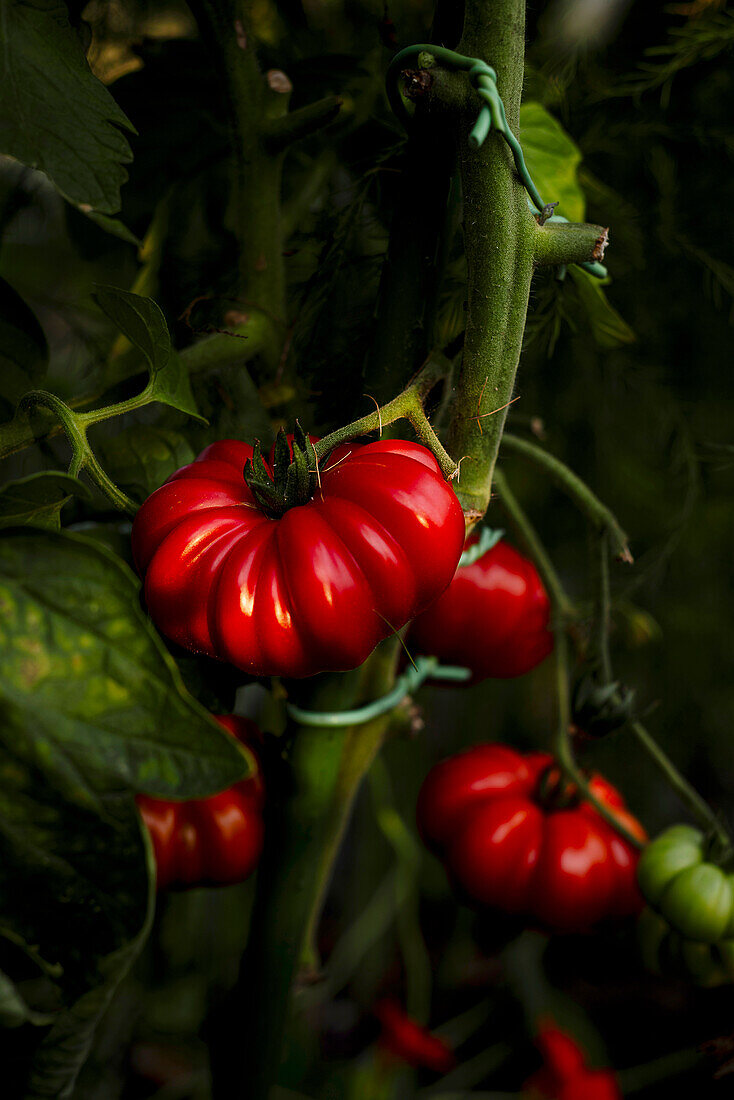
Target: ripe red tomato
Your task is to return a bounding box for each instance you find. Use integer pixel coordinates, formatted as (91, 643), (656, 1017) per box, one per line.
(136, 715), (264, 890)
(406, 537), (553, 681)
(375, 999), (456, 1075)
(524, 1023), (621, 1100)
(417, 744), (646, 933)
(131, 438), (464, 678)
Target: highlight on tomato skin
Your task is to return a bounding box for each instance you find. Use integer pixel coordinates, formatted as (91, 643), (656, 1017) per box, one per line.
(416, 743), (647, 934)
(374, 999), (456, 1075)
(136, 715), (265, 891)
(406, 537), (554, 683)
(523, 1022), (621, 1100)
(131, 437), (465, 680)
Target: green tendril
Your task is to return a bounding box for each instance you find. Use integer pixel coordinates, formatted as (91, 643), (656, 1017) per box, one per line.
(284, 656), (471, 728)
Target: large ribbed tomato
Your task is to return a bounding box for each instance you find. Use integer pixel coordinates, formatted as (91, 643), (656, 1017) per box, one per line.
(406, 537), (553, 681)
(417, 744), (646, 933)
(131, 438), (464, 679)
(137, 715), (264, 890)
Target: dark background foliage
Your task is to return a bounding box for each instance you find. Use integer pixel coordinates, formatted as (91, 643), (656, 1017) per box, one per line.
(1, 0), (733, 1096)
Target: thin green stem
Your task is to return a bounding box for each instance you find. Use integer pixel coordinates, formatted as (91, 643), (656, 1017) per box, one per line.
(553, 632), (644, 850)
(629, 719), (730, 849)
(501, 433), (633, 562)
(18, 391), (136, 515)
(314, 357), (458, 481)
(591, 530), (613, 681)
(492, 468), (575, 622)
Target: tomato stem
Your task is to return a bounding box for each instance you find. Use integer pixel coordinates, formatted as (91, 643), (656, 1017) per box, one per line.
(500, 433), (633, 563)
(17, 391), (137, 516)
(314, 354), (458, 482)
(491, 468), (576, 624)
(628, 718), (730, 852)
(553, 632), (645, 850)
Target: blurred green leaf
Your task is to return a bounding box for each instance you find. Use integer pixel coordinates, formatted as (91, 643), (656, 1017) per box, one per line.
(0, 0), (135, 214)
(96, 427), (195, 501)
(0, 472), (90, 531)
(0, 276), (48, 413)
(93, 287), (205, 421)
(567, 267), (636, 349)
(79, 209), (141, 246)
(0, 970), (52, 1029)
(520, 102), (585, 222)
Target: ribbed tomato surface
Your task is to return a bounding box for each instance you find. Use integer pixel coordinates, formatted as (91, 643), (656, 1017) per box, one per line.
(137, 715), (264, 890)
(417, 743), (645, 933)
(131, 438), (465, 678)
(407, 537), (553, 681)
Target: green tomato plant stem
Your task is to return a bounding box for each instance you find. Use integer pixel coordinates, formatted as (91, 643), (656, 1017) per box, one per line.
(553, 630), (644, 849)
(501, 432), (633, 562)
(215, 643), (401, 1100)
(491, 467), (576, 624)
(314, 354), (458, 481)
(591, 530), (614, 682)
(17, 391), (137, 515)
(497, 466), (729, 850)
(629, 718), (730, 852)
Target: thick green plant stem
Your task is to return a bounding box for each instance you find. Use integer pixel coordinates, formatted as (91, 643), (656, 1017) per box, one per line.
(217, 644), (400, 1099)
(501, 432), (633, 561)
(444, 0), (536, 520)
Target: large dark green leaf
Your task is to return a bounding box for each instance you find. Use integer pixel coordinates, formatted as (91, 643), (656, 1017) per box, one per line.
(0, 530), (251, 805)
(0, 0), (135, 215)
(0, 276), (48, 412)
(0, 472), (89, 531)
(0, 530), (253, 1094)
(93, 287), (205, 421)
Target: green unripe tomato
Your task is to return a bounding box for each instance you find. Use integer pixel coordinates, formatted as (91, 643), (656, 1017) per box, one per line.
(637, 825), (734, 943)
(638, 907), (734, 988)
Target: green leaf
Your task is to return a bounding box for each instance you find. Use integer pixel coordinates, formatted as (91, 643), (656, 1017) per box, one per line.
(0, 530), (253, 1095)
(0, 472), (90, 531)
(519, 102), (585, 222)
(0, 275), (48, 412)
(78, 208), (141, 247)
(96, 427), (195, 500)
(0, 0), (135, 215)
(0, 530), (252, 804)
(93, 286), (205, 421)
(0, 969), (52, 1029)
(568, 267), (636, 349)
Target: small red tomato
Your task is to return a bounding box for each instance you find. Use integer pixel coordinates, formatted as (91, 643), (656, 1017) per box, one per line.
(131, 438), (464, 679)
(375, 999), (456, 1075)
(407, 537), (553, 681)
(137, 715), (264, 890)
(416, 744), (646, 933)
(524, 1023), (621, 1100)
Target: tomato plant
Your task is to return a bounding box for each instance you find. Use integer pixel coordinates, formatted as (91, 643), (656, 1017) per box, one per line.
(0, 0), (731, 1097)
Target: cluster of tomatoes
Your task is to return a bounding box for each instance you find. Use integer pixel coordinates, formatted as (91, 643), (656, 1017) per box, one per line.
(130, 433), (730, 1001)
